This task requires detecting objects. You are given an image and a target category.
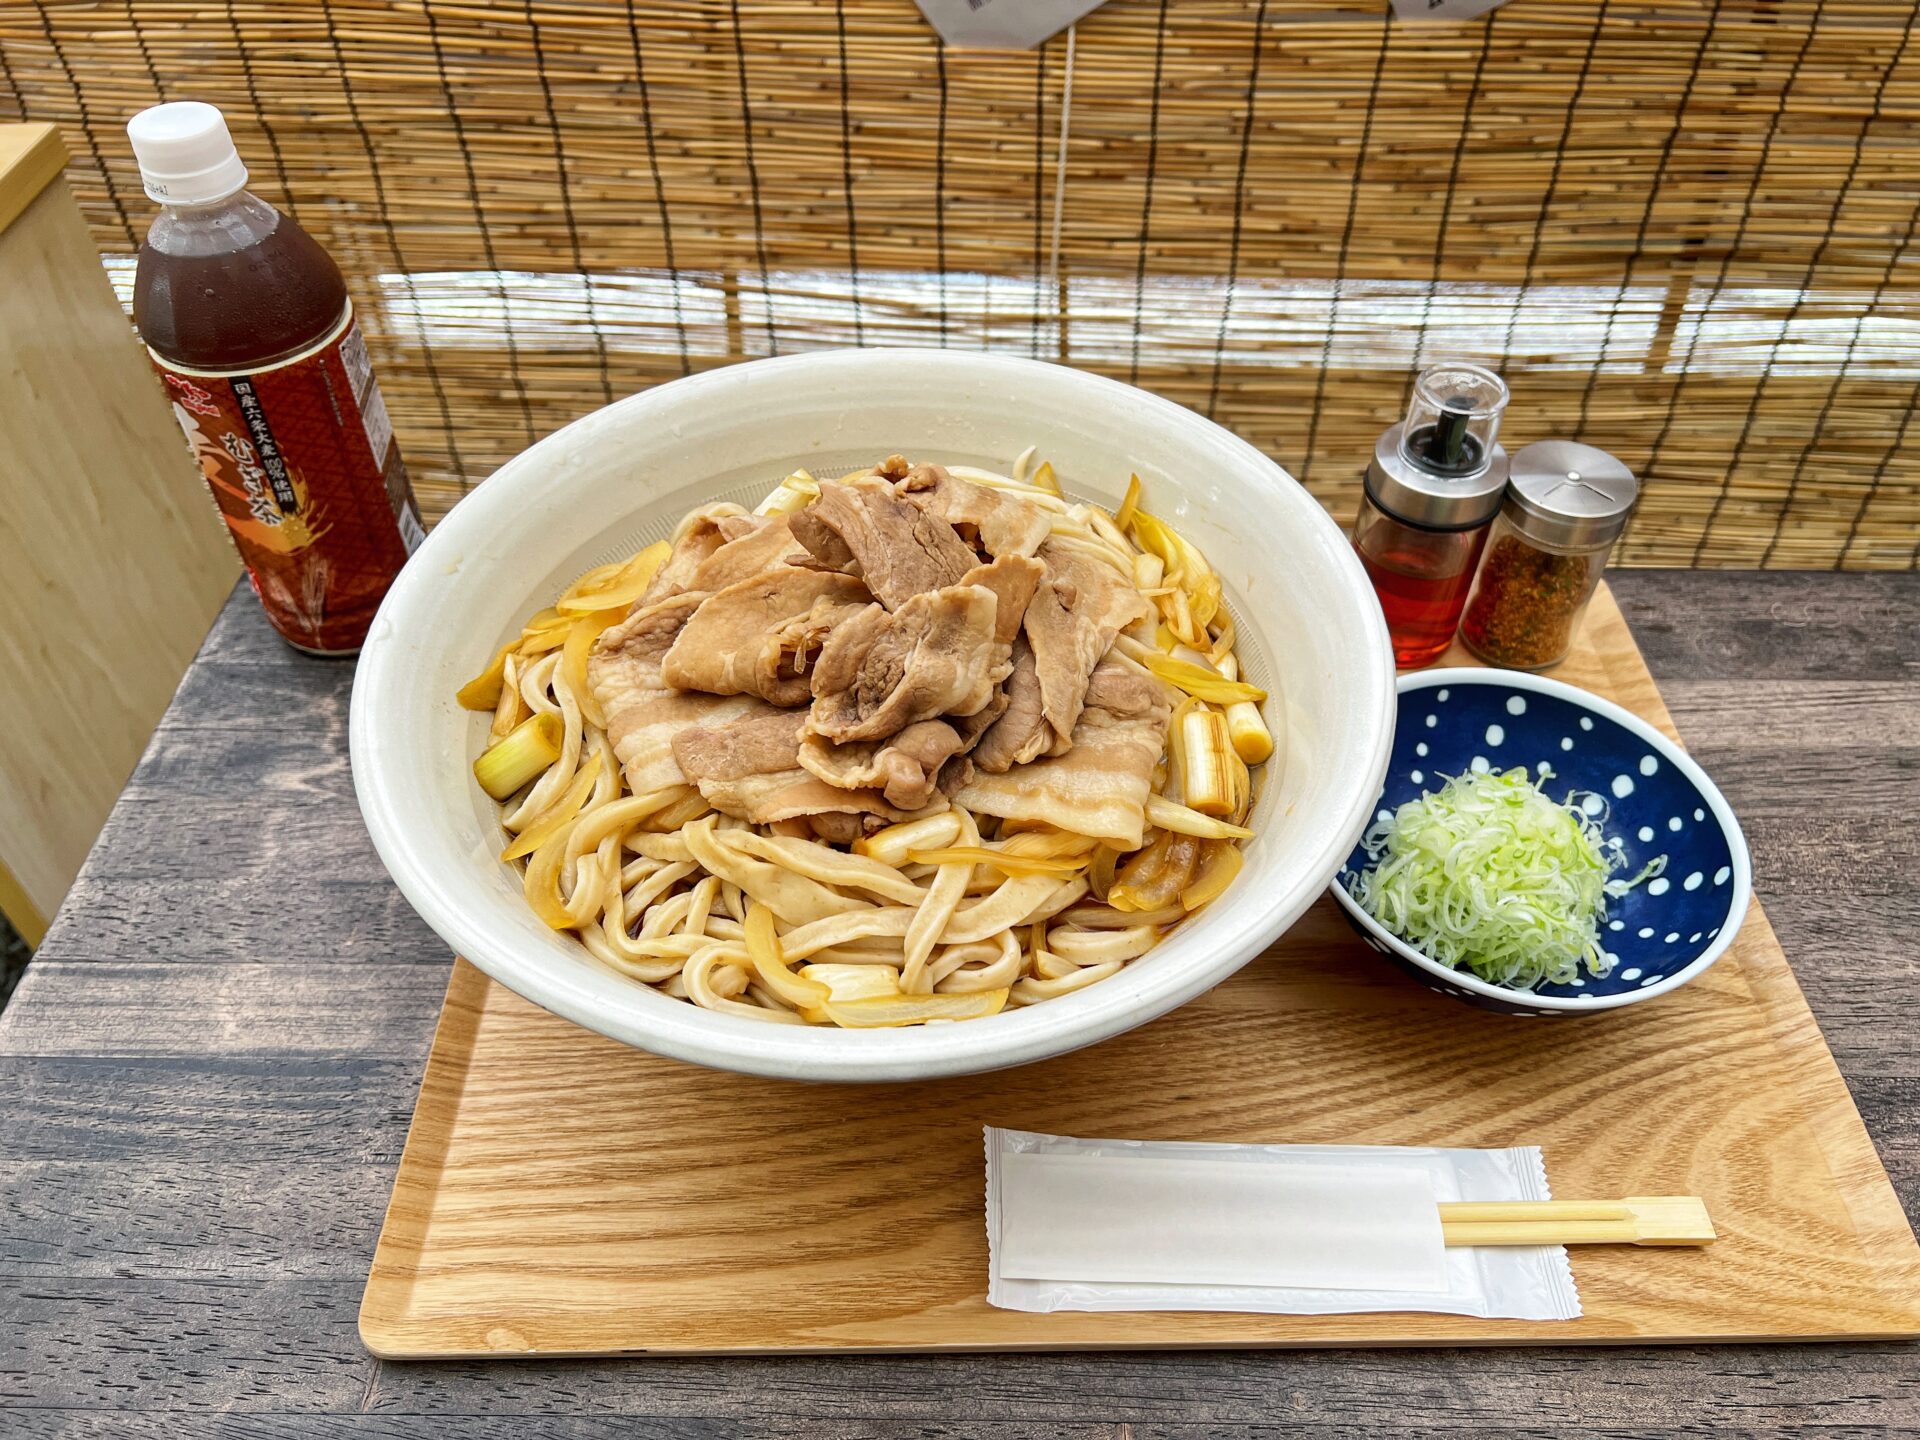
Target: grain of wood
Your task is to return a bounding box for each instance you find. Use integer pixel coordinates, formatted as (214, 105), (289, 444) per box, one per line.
(0, 124), (236, 927)
(2, 575), (1915, 1430)
(355, 585), (1920, 1358)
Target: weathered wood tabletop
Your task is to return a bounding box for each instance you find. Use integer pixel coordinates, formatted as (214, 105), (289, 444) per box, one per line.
(3, 573), (1916, 1437)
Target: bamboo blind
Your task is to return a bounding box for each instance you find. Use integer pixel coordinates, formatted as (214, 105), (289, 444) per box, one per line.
(3, 0), (1917, 567)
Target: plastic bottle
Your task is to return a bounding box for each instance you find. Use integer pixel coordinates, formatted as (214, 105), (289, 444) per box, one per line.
(128, 101), (423, 655)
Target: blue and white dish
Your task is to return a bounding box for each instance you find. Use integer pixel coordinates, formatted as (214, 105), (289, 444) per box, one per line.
(1330, 668), (1752, 1016)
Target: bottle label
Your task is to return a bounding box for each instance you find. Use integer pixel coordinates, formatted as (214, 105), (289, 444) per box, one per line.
(151, 302), (424, 654)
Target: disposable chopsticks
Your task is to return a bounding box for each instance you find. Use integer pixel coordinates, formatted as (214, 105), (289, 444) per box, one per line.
(1438, 1197), (1715, 1247)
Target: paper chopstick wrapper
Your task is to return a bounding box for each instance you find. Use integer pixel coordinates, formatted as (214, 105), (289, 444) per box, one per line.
(985, 1128), (1581, 1320)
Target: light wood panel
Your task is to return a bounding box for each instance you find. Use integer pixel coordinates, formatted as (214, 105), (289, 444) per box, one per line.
(0, 123), (237, 933)
(358, 584), (1920, 1358)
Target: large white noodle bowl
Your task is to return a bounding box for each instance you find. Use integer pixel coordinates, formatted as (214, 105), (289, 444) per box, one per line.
(350, 350), (1394, 1082)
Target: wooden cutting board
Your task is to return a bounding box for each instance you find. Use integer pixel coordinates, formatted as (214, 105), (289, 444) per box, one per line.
(359, 585), (1920, 1357)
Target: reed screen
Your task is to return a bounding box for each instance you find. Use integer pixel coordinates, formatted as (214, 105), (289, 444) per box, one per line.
(3, 0), (1916, 566)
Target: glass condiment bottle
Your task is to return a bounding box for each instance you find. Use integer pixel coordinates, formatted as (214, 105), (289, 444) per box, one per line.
(1353, 363), (1511, 668)
(1459, 440), (1639, 670)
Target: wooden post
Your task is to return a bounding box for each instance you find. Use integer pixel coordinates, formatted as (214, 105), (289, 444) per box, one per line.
(0, 123), (237, 942)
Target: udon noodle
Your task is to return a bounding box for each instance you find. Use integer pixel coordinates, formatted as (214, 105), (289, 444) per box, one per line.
(458, 451), (1275, 1028)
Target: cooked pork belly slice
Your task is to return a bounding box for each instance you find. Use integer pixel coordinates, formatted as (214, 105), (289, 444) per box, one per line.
(671, 705), (910, 826)
(807, 584), (1010, 743)
(637, 507), (742, 605)
(897, 462), (1051, 559)
(589, 592), (761, 793)
(936, 753), (975, 798)
(672, 703), (812, 781)
(684, 514), (810, 593)
(807, 811), (873, 845)
(960, 552), (1045, 645)
(953, 682), (1011, 749)
(788, 476), (979, 610)
(662, 566), (870, 705)
(767, 593), (869, 700)
(797, 719), (967, 811)
(954, 654), (1172, 848)
(1080, 657), (1172, 723)
(1024, 539), (1154, 753)
(970, 636), (1049, 774)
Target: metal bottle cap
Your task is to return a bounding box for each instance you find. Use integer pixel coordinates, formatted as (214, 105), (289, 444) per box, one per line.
(1502, 440), (1639, 551)
(1365, 423), (1510, 532)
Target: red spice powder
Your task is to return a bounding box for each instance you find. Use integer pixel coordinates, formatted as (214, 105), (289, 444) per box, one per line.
(1460, 533), (1594, 668)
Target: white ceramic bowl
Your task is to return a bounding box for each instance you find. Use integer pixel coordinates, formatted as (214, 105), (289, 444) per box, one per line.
(350, 350), (1394, 1082)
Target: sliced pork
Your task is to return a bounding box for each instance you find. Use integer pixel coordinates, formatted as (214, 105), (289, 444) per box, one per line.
(960, 552), (1044, 645)
(637, 507), (740, 605)
(671, 705), (911, 826)
(797, 719), (967, 812)
(807, 584), (1009, 743)
(684, 513), (809, 593)
(789, 477), (979, 610)
(954, 654), (1173, 848)
(897, 462), (1051, 559)
(589, 592), (760, 795)
(661, 566), (870, 705)
(1024, 539), (1154, 754)
(970, 636), (1049, 773)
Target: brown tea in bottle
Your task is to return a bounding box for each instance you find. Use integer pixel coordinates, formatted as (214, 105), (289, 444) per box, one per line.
(129, 101), (423, 655)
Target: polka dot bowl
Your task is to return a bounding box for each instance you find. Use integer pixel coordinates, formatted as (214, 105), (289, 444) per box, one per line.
(1329, 668), (1752, 1016)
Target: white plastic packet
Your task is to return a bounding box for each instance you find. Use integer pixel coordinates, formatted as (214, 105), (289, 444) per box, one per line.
(985, 1127), (1580, 1320)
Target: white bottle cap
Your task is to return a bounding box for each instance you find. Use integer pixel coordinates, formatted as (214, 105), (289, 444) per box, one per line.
(127, 101), (249, 206)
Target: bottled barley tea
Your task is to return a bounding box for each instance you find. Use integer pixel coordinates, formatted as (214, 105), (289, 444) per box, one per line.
(128, 101), (423, 655)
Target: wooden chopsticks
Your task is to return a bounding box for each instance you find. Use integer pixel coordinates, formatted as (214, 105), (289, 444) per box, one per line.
(1438, 1197), (1716, 1248)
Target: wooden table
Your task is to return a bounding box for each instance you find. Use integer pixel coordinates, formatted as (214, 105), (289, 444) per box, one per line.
(3, 573), (1915, 1435)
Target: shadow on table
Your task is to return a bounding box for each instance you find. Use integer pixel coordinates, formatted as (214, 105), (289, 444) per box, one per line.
(1, 914), (28, 1013)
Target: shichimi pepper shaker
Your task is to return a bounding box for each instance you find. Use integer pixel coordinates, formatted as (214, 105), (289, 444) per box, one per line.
(1458, 439), (1640, 670)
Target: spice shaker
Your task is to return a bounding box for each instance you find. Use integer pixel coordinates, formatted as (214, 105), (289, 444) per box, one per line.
(1353, 363), (1511, 668)
(1458, 440), (1639, 670)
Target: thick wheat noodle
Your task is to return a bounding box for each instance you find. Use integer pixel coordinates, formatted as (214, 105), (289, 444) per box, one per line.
(935, 930), (1025, 993)
(684, 941), (791, 1024)
(807, 940), (911, 965)
(682, 817), (869, 925)
(1034, 948), (1082, 981)
(778, 908), (914, 960)
(1048, 925), (1159, 964)
(611, 860), (697, 940)
(681, 875), (720, 939)
(1010, 960), (1125, 1006)
(902, 808), (981, 993)
(627, 832), (694, 864)
(505, 653), (579, 826)
(726, 831), (927, 905)
(475, 459), (1265, 1027)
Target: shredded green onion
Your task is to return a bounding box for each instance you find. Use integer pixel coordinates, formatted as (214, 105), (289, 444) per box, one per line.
(1349, 766), (1664, 991)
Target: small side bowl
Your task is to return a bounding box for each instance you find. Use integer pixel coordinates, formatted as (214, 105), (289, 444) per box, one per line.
(1329, 669), (1753, 1016)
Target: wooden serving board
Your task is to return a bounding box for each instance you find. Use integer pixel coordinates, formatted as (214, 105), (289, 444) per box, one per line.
(360, 585), (1920, 1357)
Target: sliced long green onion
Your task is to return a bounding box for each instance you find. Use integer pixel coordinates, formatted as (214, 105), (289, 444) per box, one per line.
(1349, 766), (1663, 991)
